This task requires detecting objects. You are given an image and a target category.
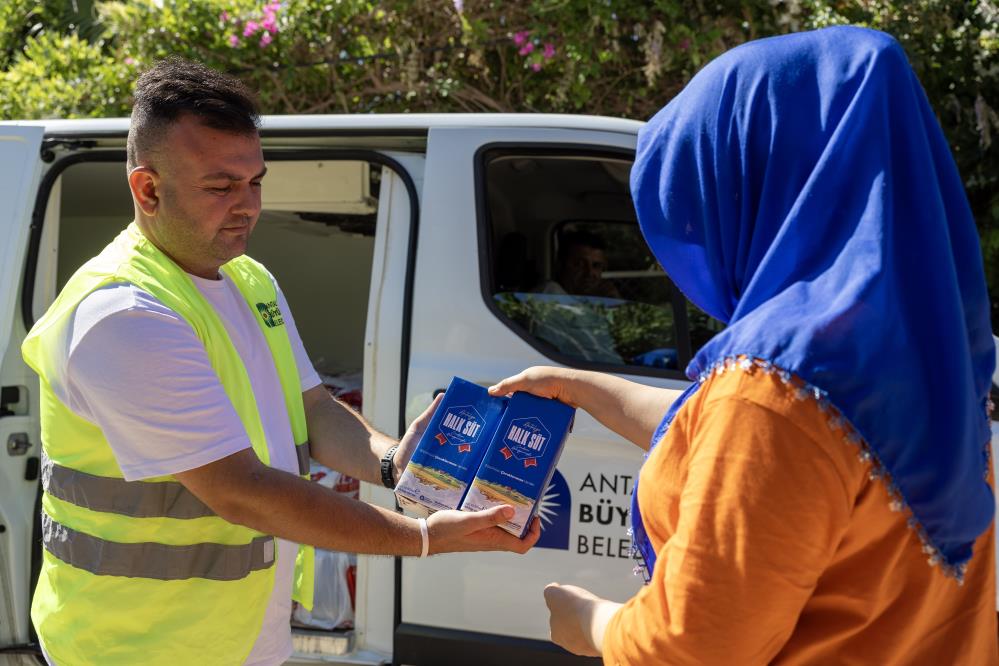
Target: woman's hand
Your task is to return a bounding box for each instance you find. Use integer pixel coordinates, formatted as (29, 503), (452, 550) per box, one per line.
(544, 582), (622, 657)
(491, 366), (680, 451)
(488, 366), (581, 406)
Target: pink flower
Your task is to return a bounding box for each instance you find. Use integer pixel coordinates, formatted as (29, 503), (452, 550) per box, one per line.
(261, 15), (277, 32)
(543, 43), (555, 59)
(259, 31), (273, 47)
(243, 20), (259, 37)
(513, 31), (529, 47)
(220, 11), (229, 22)
(518, 42), (534, 56)
(678, 38), (691, 51)
(453, 0), (464, 12)
(266, 2), (282, 12)
(124, 56), (136, 66)
(531, 62), (542, 72)
(228, 34), (240, 47)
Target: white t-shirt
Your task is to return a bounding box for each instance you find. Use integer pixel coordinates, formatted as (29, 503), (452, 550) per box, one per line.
(48, 271), (321, 666)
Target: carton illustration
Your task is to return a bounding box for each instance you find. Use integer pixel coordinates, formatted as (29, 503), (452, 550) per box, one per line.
(395, 377), (507, 516)
(460, 391), (575, 537)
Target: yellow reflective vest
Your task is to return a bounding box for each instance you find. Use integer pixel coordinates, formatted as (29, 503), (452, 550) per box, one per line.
(22, 223), (315, 665)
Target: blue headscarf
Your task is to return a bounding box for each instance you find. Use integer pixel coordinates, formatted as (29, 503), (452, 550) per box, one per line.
(629, 26), (995, 579)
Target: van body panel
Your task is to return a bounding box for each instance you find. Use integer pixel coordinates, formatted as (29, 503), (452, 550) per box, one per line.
(0, 125), (44, 652)
(399, 126), (690, 647)
(11, 114), (643, 139)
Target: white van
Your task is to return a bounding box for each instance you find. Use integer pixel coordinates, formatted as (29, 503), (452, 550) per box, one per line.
(0, 116), (997, 666)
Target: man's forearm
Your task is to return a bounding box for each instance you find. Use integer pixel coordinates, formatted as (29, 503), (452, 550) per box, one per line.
(176, 448), (539, 557)
(223, 462), (420, 555)
(567, 370), (679, 450)
(305, 386), (394, 485)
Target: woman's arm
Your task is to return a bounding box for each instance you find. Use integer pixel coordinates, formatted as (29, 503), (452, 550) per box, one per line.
(599, 387), (856, 664)
(543, 583), (623, 657)
(489, 366), (680, 450)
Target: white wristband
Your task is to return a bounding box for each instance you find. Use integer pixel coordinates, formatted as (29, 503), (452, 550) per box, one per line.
(418, 518), (429, 558)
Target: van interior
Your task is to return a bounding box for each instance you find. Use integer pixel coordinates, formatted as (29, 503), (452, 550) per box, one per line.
(49, 158), (379, 381)
(36, 156), (384, 637)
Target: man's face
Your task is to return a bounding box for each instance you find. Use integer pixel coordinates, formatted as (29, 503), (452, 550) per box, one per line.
(141, 114), (265, 278)
(559, 243), (608, 295)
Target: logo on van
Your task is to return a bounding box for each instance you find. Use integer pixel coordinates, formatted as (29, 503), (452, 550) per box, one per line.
(256, 301), (285, 328)
(536, 469), (571, 550)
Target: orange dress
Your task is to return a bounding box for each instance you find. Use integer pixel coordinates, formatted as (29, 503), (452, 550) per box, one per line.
(602, 368), (997, 665)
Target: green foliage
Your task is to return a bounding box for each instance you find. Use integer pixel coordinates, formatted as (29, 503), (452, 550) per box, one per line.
(606, 301), (675, 361)
(0, 0), (41, 70)
(495, 293), (676, 365)
(0, 32), (132, 119)
(0, 0), (997, 326)
(802, 0), (999, 328)
(0, 0), (98, 70)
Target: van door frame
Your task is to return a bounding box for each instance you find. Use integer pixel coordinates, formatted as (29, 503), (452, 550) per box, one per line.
(0, 125), (45, 660)
(18, 143), (422, 660)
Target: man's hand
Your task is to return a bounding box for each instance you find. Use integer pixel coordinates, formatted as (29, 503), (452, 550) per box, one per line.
(394, 393), (443, 480)
(427, 506), (541, 555)
(544, 583), (622, 657)
(488, 366), (580, 406)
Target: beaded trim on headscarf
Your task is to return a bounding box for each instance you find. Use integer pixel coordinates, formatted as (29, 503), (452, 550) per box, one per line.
(627, 355), (992, 585)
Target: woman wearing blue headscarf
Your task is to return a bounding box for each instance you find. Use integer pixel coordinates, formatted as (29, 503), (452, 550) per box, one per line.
(490, 26), (997, 663)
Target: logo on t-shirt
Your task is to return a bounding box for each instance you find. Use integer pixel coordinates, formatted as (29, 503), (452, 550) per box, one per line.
(256, 301), (285, 328)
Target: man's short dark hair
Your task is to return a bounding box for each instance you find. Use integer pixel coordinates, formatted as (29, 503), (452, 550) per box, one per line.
(127, 56), (260, 170)
(557, 229), (606, 265)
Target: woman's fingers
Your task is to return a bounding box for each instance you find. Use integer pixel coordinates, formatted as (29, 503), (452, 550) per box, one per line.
(488, 366), (575, 404)
(487, 369), (531, 397)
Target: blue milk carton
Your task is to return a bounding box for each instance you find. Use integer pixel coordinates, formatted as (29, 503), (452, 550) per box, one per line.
(460, 392), (575, 537)
(395, 377), (507, 517)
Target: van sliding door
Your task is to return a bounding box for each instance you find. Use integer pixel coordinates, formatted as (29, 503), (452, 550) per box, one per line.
(0, 125), (45, 655)
(399, 126), (693, 665)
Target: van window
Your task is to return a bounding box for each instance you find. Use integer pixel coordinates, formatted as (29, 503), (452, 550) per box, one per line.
(479, 149), (722, 375)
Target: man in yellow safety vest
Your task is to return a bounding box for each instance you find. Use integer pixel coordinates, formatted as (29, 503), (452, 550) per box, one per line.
(23, 56), (538, 666)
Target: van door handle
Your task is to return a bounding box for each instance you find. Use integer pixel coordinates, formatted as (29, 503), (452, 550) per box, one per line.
(1, 386), (23, 417)
(7, 433), (31, 456)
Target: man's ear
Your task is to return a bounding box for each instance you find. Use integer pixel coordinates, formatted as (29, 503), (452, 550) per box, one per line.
(128, 166), (160, 216)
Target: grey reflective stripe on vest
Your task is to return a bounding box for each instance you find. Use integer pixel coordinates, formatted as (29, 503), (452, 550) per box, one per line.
(296, 440), (311, 476)
(41, 453), (216, 519)
(41, 513), (275, 581)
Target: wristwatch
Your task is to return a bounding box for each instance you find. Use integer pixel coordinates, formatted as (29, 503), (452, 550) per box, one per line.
(380, 444), (400, 488)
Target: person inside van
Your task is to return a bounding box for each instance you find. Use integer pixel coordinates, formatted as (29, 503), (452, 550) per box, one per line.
(514, 229), (625, 365)
(490, 26), (997, 664)
(540, 229), (620, 298)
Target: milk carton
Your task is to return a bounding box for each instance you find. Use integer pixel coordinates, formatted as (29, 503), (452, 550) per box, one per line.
(460, 392), (575, 537)
(395, 377), (507, 516)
